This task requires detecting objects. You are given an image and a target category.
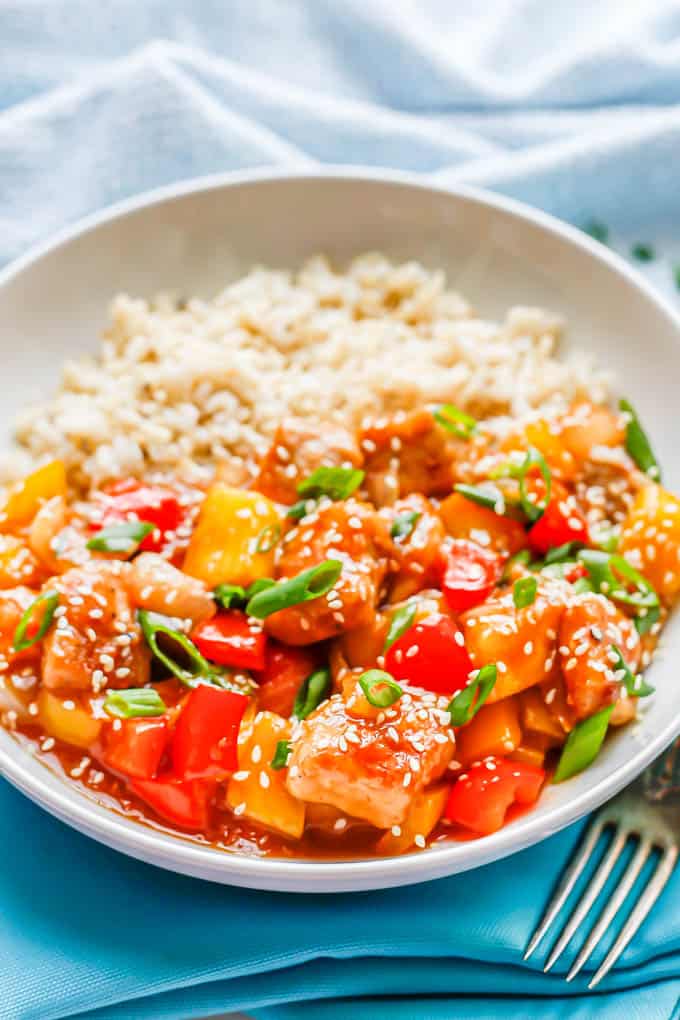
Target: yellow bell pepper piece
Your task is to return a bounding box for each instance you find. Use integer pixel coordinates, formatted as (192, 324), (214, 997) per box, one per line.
(0, 460), (67, 532)
(38, 690), (101, 749)
(375, 784), (448, 855)
(439, 492), (526, 557)
(0, 536), (43, 588)
(183, 484), (281, 588)
(619, 483), (680, 602)
(455, 698), (521, 766)
(226, 710), (305, 839)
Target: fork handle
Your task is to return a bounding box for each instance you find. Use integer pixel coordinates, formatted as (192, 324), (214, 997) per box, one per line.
(643, 738), (680, 801)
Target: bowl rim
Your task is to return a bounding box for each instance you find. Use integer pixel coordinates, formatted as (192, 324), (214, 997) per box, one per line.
(1, 164), (679, 890)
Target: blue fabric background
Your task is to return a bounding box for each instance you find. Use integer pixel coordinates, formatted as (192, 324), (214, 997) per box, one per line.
(1, 2), (680, 1018)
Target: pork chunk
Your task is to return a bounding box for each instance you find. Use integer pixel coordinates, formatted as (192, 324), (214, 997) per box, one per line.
(255, 418), (363, 504)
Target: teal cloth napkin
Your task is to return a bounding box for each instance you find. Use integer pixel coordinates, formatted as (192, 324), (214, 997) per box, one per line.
(2, 2), (680, 1018)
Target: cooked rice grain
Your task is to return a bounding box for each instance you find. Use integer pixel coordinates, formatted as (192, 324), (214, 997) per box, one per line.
(6, 254), (609, 489)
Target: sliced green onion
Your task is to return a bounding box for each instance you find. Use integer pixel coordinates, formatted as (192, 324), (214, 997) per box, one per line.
(635, 605), (661, 636)
(577, 550), (659, 611)
(553, 705), (614, 783)
(544, 542), (580, 565)
(271, 740), (292, 770)
(254, 522), (281, 554)
(245, 578), (276, 599)
(138, 610), (215, 686)
(454, 482), (506, 513)
(86, 520), (155, 554)
(104, 687), (167, 719)
(610, 645), (655, 699)
(619, 398), (661, 481)
(358, 669), (403, 708)
(214, 583), (248, 610)
(590, 523), (619, 553)
(434, 403), (477, 440)
(287, 498), (316, 520)
(583, 220), (608, 244)
(245, 559), (342, 619)
(297, 466), (364, 502)
(516, 446), (551, 522)
(293, 668), (331, 720)
(390, 510), (421, 541)
(448, 664), (497, 727)
(384, 600), (417, 651)
(502, 548), (532, 582)
(572, 576), (595, 595)
(631, 243), (654, 262)
(12, 590), (60, 652)
(513, 575), (537, 609)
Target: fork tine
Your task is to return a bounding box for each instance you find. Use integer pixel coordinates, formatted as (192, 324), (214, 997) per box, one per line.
(566, 837), (651, 981)
(524, 816), (604, 960)
(543, 827), (628, 972)
(588, 844), (679, 989)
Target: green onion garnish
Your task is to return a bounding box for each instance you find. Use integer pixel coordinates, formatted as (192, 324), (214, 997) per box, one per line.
(384, 600), (417, 651)
(631, 243), (654, 262)
(390, 510), (421, 541)
(454, 482), (506, 513)
(448, 664), (497, 727)
(254, 523), (281, 554)
(271, 740), (292, 770)
(553, 705), (614, 783)
(572, 576), (595, 595)
(287, 499), (315, 520)
(358, 669), (403, 708)
(590, 523), (619, 553)
(293, 668), (331, 720)
(516, 446), (551, 522)
(138, 610), (216, 686)
(214, 583), (248, 609)
(245, 559), (342, 619)
(544, 542), (580, 565)
(86, 520), (155, 554)
(245, 578), (276, 598)
(502, 548), (532, 582)
(434, 403), (477, 440)
(513, 575), (537, 609)
(12, 590), (60, 652)
(583, 220), (609, 244)
(577, 550), (659, 612)
(619, 398), (660, 481)
(610, 645), (654, 699)
(103, 687), (167, 719)
(634, 605), (660, 636)
(297, 466), (364, 502)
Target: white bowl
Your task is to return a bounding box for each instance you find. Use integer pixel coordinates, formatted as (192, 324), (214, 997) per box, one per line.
(0, 168), (679, 893)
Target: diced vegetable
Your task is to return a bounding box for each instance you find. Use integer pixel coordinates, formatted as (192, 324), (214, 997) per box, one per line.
(390, 510), (421, 540)
(129, 776), (213, 830)
(191, 611), (267, 671)
(226, 711), (305, 839)
(183, 484), (280, 587)
(87, 520), (155, 555)
(384, 600), (417, 650)
(104, 688), (167, 718)
(358, 669), (403, 708)
(445, 757), (545, 834)
(619, 399), (660, 480)
(520, 688), (566, 743)
(438, 492), (526, 556)
(297, 466), (364, 502)
(552, 705), (614, 783)
(619, 483), (680, 601)
(92, 479), (183, 553)
(455, 697), (521, 765)
(37, 690), (102, 749)
(255, 642), (320, 717)
(513, 575), (537, 608)
(448, 664), (497, 726)
(138, 610), (216, 686)
(293, 668), (331, 720)
(528, 485), (589, 555)
(433, 403), (477, 439)
(245, 560), (342, 619)
(172, 684), (249, 780)
(102, 717), (169, 779)
(376, 784), (448, 855)
(12, 590), (59, 651)
(577, 549), (659, 612)
(0, 460), (67, 531)
(440, 539), (501, 611)
(384, 612), (473, 696)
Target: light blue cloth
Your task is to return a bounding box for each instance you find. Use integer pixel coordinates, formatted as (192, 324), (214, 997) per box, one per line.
(1, 3), (680, 1018)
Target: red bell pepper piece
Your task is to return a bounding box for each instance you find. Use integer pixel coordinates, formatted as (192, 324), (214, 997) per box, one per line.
(528, 482), (589, 555)
(384, 611), (473, 696)
(92, 478), (183, 553)
(445, 757), (545, 834)
(129, 775), (213, 830)
(440, 538), (502, 611)
(254, 641), (319, 717)
(191, 611), (266, 671)
(171, 684), (249, 780)
(102, 717), (169, 780)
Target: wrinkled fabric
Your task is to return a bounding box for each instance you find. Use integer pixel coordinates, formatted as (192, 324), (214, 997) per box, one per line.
(1, 3), (680, 1019)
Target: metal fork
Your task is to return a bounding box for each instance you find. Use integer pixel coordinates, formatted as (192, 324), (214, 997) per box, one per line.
(524, 741), (680, 988)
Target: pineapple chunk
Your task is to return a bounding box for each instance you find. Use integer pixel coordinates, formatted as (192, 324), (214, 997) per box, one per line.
(183, 484), (281, 588)
(226, 710), (305, 839)
(0, 461), (67, 532)
(38, 690), (101, 749)
(375, 784), (448, 855)
(455, 698), (521, 765)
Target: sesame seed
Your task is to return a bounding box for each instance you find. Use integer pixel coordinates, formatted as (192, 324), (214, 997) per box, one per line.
(391, 825), (402, 837)
(334, 817), (348, 831)
(233, 770), (250, 781)
(524, 641), (533, 655)
(259, 770), (270, 789)
(233, 802), (246, 816)
(414, 834), (426, 849)
(250, 744), (262, 764)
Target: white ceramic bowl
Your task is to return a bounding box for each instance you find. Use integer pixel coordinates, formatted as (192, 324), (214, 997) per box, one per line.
(0, 168), (679, 893)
